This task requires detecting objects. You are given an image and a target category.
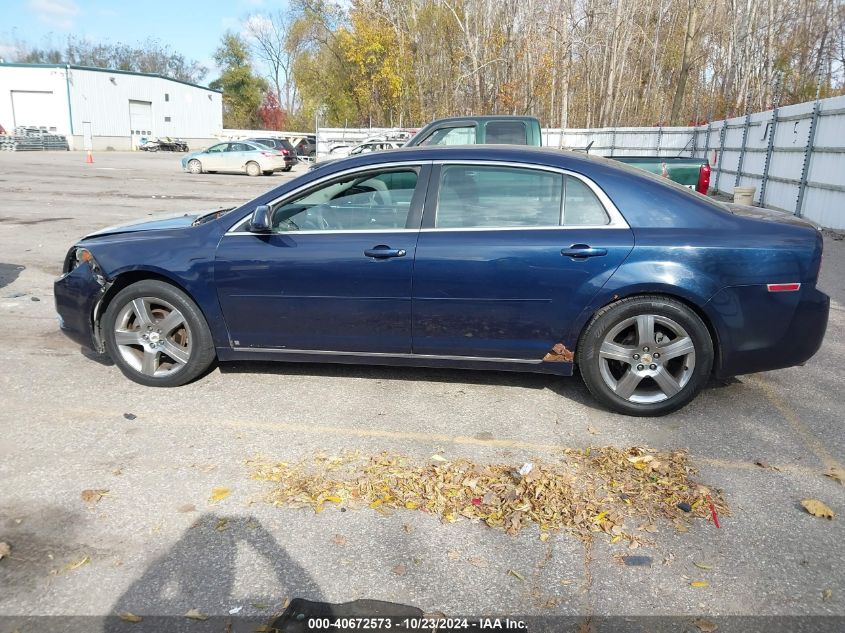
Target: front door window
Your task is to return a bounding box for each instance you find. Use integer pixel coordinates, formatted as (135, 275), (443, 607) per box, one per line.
(271, 169), (419, 232)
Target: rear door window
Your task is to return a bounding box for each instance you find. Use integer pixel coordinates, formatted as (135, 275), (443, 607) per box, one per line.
(485, 121), (528, 144)
(435, 165), (562, 228)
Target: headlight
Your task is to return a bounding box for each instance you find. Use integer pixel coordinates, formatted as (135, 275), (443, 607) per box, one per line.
(66, 247), (106, 285)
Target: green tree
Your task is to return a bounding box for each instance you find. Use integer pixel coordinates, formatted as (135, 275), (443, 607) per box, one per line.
(209, 33), (269, 129)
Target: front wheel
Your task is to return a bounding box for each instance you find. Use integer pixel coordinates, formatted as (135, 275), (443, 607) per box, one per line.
(245, 161), (261, 177)
(187, 159), (202, 174)
(103, 280), (216, 387)
(577, 296), (713, 416)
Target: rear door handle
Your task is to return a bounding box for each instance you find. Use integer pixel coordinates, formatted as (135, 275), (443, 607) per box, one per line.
(364, 245), (406, 259)
(561, 244), (608, 259)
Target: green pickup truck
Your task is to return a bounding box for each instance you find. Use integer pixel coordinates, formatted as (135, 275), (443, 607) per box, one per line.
(404, 116), (711, 194)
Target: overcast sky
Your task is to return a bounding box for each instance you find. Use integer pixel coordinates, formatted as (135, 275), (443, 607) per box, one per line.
(0, 0), (283, 82)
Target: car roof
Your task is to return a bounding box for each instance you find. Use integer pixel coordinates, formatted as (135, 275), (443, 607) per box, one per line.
(420, 115), (539, 125)
(312, 144), (618, 173)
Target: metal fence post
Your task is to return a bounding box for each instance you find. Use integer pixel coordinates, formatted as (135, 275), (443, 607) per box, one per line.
(759, 105), (779, 207)
(734, 97), (752, 188)
(703, 121), (712, 162)
(656, 125), (663, 156)
(714, 122), (727, 193)
(610, 127), (616, 157)
(795, 100), (821, 217)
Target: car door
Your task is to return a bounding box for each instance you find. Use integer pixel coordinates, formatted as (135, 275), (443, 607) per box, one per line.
(201, 143), (228, 170)
(222, 142), (253, 172)
(215, 163), (431, 353)
(411, 162), (634, 360)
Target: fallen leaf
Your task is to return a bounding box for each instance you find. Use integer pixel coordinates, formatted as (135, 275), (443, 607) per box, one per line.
(539, 532), (550, 542)
(252, 603), (268, 609)
(119, 613), (143, 623)
(210, 487), (231, 503)
(587, 426), (600, 435)
(447, 549), (461, 560)
(81, 489), (109, 505)
(466, 556), (488, 568)
(0, 542), (10, 560)
(177, 504), (196, 513)
(822, 589), (832, 601)
(690, 580), (710, 588)
(431, 454), (448, 463)
(824, 467), (844, 485)
(184, 608), (208, 620)
(402, 524), (414, 534)
(333, 534), (347, 546)
(123, 413), (137, 420)
(801, 498), (835, 519)
(693, 561), (713, 570)
(282, 596), (291, 609)
(64, 555), (90, 572)
(216, 519), (228, 531)
(254, 626), (275, 633)
(507, 569), (525, 581)
(754, 459), (770, 469)
(693, 618), (718, 632)
(392, 564), (407, 576)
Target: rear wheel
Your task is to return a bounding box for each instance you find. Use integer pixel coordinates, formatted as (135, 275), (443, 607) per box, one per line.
(103, 280), (216, 387)
(246, 161), (261, 177)
(187, 159), (202, 174)
(282, 165), (293, 172)
(577, 296), (713, 416)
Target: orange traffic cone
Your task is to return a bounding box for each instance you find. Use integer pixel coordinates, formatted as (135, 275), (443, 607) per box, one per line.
(86, 150), (94, 164)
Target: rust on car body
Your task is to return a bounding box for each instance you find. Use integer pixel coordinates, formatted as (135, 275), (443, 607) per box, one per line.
(543, 343), (574, 362)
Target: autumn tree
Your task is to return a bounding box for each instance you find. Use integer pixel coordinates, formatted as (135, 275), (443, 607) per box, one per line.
(209, 33), (268, 129)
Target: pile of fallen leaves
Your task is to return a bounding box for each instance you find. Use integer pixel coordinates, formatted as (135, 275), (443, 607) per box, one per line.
(249, 448), (728, 544)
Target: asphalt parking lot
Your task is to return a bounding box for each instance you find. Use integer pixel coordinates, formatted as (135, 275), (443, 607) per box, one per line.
(1, 150), (844, 631)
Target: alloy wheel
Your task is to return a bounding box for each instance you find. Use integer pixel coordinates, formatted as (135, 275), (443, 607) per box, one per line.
(597, 314), (696, 404)
(113, 296), (192, 377)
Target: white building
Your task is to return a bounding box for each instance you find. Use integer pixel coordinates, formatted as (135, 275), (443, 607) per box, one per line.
(0, 63), (222, 150)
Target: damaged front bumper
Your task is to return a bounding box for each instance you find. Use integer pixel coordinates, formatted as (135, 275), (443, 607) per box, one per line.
(54, 251), (109, 352)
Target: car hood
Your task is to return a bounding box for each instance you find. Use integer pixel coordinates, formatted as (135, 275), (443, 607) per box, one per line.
(83, 213), (198, 238)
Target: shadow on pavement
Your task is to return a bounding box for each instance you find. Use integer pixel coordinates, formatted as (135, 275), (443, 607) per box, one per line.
(104, 514), (322, 632)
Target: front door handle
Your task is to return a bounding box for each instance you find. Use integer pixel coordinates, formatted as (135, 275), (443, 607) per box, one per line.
(365, 245), (406, 259)
(561, 244), (608, 259)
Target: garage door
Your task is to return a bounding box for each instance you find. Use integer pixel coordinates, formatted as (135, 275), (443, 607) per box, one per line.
(11, 91), (58, 130)
(128, 100), (153, 148)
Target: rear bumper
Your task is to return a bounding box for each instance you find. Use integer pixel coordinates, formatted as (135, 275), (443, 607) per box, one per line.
(54, 263), (106, 350)
(706, 284), (830, 378)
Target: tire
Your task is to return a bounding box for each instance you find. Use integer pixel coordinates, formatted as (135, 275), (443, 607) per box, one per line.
(187, 159), (202, 174)
(102, 280), (216, 387)
(246, 161), (261, 177)
(263, 170), (274, 176)
(282, 166), (292, 172)
(577, 295), (713, 416)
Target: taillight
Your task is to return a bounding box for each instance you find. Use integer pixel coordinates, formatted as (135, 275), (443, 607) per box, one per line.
(696, 163), (711, 194)
(281, 149), (290, 155)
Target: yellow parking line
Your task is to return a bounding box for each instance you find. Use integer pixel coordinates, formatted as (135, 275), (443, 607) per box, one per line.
(746, 374), (844, 473)
(59, 405), (827, 478)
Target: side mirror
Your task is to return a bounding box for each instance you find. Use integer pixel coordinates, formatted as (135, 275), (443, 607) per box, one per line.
(248, 205), (273, 233)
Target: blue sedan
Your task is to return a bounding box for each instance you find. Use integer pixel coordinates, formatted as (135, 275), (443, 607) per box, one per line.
(54, 146), (829, 416)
